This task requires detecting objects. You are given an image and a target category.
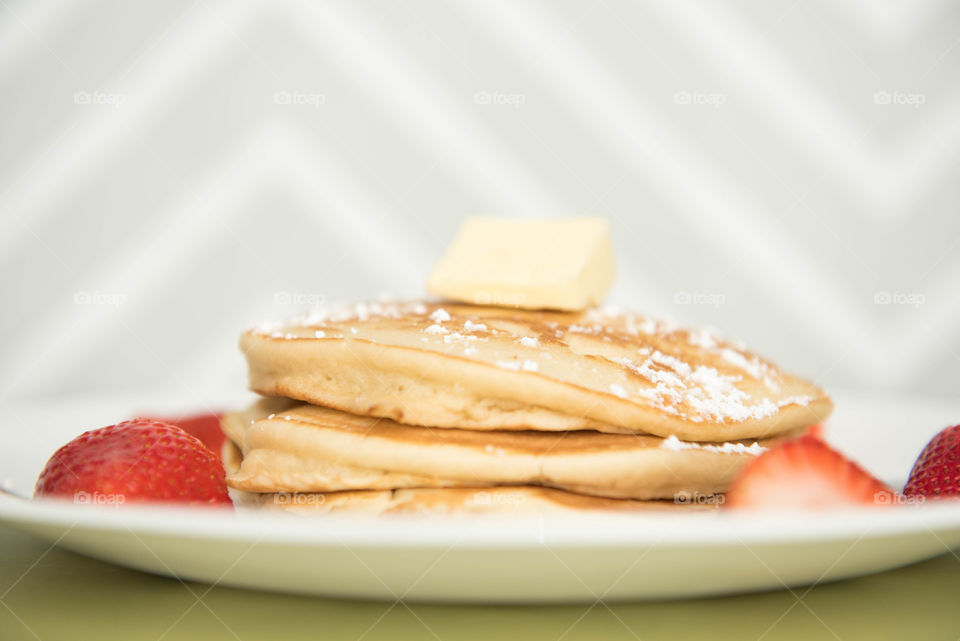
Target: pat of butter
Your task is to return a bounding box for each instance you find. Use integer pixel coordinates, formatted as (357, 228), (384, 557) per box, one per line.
(427, 217), (615, 311)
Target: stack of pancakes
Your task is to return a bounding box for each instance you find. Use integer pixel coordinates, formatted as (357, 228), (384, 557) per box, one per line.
(222, 301), (832, 515)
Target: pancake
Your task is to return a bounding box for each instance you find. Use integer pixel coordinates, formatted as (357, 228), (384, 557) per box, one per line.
(224, 400), (793, 500)
(241, 301), (831, 441)
(222, 439), (243, 476)
(221, 396), (298, 448)
(230, 486), (715, 515)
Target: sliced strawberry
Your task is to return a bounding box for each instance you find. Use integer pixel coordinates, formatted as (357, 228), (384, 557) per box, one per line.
(725, 434), (893, 510)
(904, 424), (960, 498)
(805, 423), (825, 439)
(142, 411), (225, 456)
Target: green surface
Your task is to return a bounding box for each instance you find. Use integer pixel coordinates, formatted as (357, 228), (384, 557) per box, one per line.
(1, 525), (958, 641)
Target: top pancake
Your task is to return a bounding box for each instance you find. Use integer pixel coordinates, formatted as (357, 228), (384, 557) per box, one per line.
(241, 301), (832, 441)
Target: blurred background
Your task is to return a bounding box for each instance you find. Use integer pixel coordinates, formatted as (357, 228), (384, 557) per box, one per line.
(1, 0), (958, 407)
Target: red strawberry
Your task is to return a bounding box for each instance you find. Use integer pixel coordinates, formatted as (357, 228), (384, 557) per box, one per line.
(805, 423), (825, 439)
(725, 434), (894, 510)
(143, 411), (226, 457)
(904, 425), (960, 498)
(34, 419), (231, 506)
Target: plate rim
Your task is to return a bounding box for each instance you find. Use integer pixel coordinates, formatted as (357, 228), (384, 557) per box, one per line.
(4, 495), (960, 549)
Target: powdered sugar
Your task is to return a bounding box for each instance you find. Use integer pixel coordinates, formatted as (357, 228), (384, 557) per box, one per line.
(424, 324), (448, 335)
(517, 336), (540, 348)
(430, 308), (451, 323)
(720, 348), (781, 392)
(660, 435), (766, 455)
(496, 359), (539, 372)
(609, 383), (628, 399)
(617, 351), (806, 424)
(443, 332), (479, 345)
(686, 328), (718, 350)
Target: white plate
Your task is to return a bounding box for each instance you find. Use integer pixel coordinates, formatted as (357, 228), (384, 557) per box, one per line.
(1, 393), (959, 603)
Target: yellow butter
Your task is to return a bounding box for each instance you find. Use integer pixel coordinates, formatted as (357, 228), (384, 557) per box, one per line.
(427, 217), (615, 311)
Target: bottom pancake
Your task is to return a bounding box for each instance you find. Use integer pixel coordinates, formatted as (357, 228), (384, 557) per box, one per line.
(229, 485), (717, 515)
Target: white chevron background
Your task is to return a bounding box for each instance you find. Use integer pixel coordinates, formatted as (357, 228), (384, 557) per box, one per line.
(0, 0), (958, 405)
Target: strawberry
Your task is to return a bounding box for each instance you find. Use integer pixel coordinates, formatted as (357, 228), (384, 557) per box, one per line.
(34, 419), (231, 506)
(805, 423), (825, 439)
(724, 434), (894, 510)
(904, 425), (960, 498)
(143, 411), (226, 457)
